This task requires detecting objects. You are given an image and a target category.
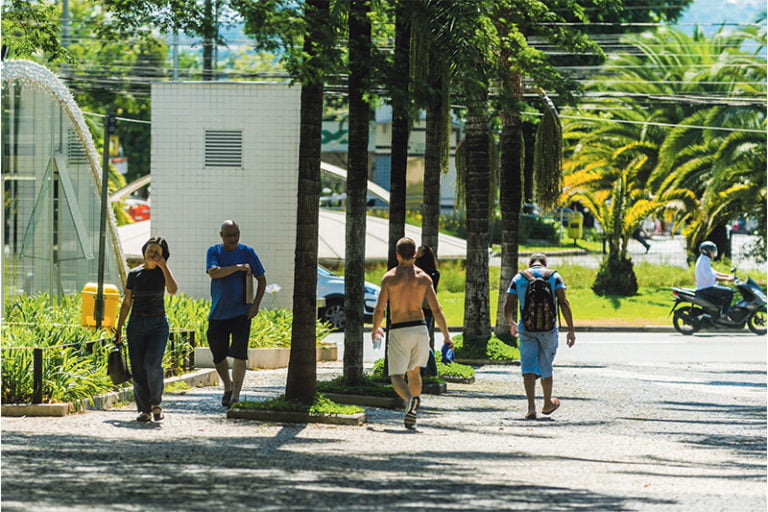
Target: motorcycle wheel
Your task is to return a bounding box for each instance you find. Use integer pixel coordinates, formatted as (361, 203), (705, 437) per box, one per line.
(673, 306), (700, 335)
(747, 307), (767, 336)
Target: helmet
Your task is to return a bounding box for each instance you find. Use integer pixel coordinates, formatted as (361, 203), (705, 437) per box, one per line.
(699, 241), (718, 258)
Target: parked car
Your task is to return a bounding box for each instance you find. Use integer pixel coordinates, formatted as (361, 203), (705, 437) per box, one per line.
(124, 199), (150, 222)
(317, 266), (380, 331)
(732, 217), (758, 234)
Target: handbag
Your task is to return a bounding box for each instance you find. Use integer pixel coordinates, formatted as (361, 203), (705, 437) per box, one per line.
(107, 344), (132, 385)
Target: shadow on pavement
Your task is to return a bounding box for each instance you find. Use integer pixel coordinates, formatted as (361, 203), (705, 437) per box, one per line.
(1, 431), (676, 512)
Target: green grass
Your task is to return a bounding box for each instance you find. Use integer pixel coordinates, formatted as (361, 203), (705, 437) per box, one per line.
(164, 381), (192, 394)
(451, 334), (520, 361)
(231, 394), (363, 415)
(369, 261), (725, 327)
(316, 375), (398, 397)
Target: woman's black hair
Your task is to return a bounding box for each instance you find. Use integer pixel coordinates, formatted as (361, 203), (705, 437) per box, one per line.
(141, 237), (170, 261)
(415, 246), (438, 273)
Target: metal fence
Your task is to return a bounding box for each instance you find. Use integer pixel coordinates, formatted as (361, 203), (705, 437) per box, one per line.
(1, 328), (196, 405)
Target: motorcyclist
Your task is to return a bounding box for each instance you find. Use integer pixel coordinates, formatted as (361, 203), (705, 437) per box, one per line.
(695, 241), (735, 320)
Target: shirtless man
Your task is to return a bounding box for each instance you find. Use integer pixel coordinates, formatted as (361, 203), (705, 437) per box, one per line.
(372, 237), (453, 429)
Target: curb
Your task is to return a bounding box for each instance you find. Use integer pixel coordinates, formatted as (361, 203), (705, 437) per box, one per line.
(1, 369), (218, 417)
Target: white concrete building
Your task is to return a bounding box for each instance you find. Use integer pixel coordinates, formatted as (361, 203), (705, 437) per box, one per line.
(151, 82), (300, 306)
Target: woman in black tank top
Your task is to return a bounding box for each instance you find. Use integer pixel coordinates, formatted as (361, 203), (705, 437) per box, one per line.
(114, 237), (178, 423)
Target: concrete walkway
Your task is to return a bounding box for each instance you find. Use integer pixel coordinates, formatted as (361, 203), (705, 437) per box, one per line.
(2, 355), (765, 511)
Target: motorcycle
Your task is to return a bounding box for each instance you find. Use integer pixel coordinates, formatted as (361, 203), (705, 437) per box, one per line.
(670, 272), (767, 336)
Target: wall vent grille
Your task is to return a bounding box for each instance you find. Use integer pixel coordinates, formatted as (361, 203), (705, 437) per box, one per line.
(205, 130), (242, 168)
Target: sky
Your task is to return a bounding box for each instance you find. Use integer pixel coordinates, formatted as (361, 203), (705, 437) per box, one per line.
(675, 0), (765, 34)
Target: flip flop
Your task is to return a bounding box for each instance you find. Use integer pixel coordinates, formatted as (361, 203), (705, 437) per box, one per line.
(524, 411), (537, 420)
(542, 398), (560, 415)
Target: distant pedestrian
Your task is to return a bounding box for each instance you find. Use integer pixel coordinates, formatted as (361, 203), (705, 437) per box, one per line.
(632, 228), (651, 253)
(372, 237), (453, 429)
(415, 245), (441, 376)
(115, 237), (178, 423)
(504, 252), (575, 420)
(206, 220), (267, 408)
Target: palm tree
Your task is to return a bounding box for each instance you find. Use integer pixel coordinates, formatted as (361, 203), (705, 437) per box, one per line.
(387, 0), (411, 269)
(343, 0), (372, 385)
(488, 0), (604, 336)
(563, 25), (766, 281)
(279, 0), (338, 403)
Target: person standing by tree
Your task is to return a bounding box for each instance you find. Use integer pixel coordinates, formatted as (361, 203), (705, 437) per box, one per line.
(504, 253), (575, 420)
(115, 237), (178, 423)
(206, 220), (267, 407)
(372, 237), (453, 429)
(415, 245), (441, 376)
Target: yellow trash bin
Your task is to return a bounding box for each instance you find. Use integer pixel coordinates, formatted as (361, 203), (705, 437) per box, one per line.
(81, 282), (120, 328)
(567, 211), (584, 239)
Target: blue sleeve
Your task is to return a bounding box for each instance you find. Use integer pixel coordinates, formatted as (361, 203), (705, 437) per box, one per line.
(206, 246), (220, 271)
(507, 274), (519, 294)
(552, 272), (566, 291)
(249, 248), (266, 277)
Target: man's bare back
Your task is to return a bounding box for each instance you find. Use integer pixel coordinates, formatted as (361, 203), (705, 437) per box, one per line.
(381, 265), (433, 324)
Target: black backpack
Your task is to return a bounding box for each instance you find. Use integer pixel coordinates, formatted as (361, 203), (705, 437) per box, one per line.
(521, 269), (556, 332)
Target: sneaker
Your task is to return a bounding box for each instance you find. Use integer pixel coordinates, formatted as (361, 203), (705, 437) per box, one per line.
(221, 390), (233, 407)
(151, 406), (164, 422)
(404, 396), (420, 429)
(136, 412), (152, 423)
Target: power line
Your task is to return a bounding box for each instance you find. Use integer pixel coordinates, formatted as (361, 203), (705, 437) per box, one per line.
(81, 111), (151, 124)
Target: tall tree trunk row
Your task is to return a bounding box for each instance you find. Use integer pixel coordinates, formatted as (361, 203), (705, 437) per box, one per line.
(285, 0), (330, 403)
(494, 112), (524, 340)
(462, 94), (492, 348)
(388, 0), (411, 269)
(344, 0), (371, 385)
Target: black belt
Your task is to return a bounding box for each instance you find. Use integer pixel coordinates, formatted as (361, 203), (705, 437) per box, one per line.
(133, 311), (166, 317)
(391, 320), (426, 330)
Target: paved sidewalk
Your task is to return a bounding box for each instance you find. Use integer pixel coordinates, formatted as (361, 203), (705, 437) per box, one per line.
(2, 359), (765, 511)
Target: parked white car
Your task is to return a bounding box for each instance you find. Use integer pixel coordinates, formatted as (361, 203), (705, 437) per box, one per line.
(317, 266), (380, 331)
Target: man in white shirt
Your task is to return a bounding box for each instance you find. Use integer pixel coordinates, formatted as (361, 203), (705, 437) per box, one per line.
(695, 241), (735, 319)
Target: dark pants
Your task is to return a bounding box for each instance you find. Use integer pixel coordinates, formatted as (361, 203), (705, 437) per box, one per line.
(127, 315), (169, 413)
(698, 285), (734, 316)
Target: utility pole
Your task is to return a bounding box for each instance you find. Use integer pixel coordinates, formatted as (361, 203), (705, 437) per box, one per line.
(172, 30), (179, 81)
(95, 113), (116, 329)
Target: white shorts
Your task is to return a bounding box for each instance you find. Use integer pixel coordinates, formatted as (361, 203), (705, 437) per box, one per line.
(387, 323), (430, 376)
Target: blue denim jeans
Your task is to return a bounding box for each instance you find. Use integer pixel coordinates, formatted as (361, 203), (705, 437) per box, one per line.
(127, 315), (169, 413)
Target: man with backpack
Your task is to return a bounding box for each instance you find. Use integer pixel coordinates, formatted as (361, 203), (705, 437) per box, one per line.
(504, 253), (576, 420)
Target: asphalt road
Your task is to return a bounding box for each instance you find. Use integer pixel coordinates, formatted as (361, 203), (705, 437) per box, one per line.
(331, 329), (768, 364)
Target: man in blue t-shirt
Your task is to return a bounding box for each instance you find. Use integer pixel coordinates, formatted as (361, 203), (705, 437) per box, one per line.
(504, 253), (575, 420)
(206, 220), (267, 407)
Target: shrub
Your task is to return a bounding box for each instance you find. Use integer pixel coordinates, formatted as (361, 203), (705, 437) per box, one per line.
(592, 256), (638, 296)
(164, 296), (334, 348)
(451, 333), (520, 361)
(316, 375), (397, 397)
(232, 394), (363, 415)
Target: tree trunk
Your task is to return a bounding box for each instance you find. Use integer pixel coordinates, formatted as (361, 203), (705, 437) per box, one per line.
(343, 0), (371, 385)
(494, 112), (523, 341)
(285, 0), (330, 403)
(421, 59), (446, 254)
(462, 92), (491, 350)
(388, 1), (410, 269)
